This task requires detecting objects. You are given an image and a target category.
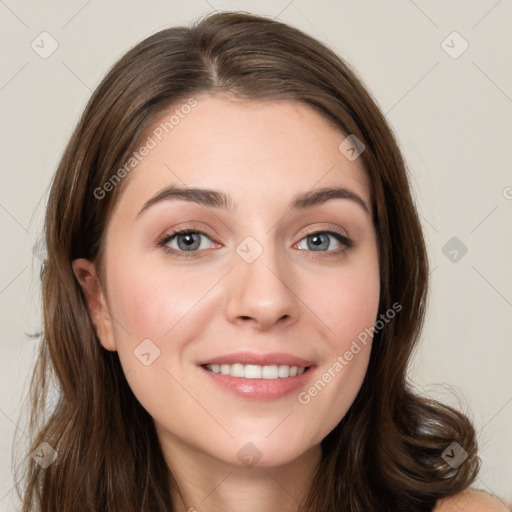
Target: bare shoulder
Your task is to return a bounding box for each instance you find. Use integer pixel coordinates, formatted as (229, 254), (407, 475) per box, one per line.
(434, 488), (511, 511)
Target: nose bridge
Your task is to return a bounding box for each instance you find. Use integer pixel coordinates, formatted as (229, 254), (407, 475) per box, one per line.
(225, 233), (299, 327)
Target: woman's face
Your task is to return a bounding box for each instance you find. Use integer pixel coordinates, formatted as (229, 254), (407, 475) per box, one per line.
(75, 95), (380, 469)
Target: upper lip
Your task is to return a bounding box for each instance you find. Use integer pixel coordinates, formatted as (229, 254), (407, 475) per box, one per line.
(198, 351), (315, 368)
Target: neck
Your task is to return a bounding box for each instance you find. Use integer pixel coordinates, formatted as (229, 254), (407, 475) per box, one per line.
(160, 435), (322, 512)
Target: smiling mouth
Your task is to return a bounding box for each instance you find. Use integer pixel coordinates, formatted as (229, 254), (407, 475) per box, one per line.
(202, 363), (310, 379)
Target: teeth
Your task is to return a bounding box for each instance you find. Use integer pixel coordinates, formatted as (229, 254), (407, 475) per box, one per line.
(244, 364), (262, 379)
(205, 363), (307, 379)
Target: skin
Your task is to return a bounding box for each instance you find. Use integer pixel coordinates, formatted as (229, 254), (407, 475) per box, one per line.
(434, 489), (510, 511)
(73, 94), (382, 512)
(72, 95), (511, 512)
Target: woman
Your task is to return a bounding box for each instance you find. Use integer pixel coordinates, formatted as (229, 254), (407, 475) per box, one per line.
(17, 11), (508, 512)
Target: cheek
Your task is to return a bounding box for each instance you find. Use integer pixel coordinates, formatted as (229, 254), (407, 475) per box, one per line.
(294, 254), (380, 438)
(321, 278), (378, 339)
(103, 253), (228, 399)
(304, 254), (380, 351)
(103, 260), (207, 419)
(105, 252), (219, 344)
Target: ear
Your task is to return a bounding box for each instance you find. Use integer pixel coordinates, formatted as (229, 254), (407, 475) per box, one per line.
(72, 258), (117, 351)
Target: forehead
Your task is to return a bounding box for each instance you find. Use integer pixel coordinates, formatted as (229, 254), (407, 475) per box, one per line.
(113, 95), (370, 216)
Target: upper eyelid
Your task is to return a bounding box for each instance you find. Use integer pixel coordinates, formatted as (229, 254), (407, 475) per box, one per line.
(159, 226), (351, 248)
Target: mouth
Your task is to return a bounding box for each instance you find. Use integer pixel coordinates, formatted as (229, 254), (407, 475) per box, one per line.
(197, 352), (316, 400)
(202, 363), (311, 379)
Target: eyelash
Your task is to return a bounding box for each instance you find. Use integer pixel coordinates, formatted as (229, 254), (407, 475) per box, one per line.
(157, 227), (354, 259)
(157, 226), (354, 260)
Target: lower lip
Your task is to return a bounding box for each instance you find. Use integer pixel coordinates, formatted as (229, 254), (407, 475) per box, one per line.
(199, 365), (315, 400)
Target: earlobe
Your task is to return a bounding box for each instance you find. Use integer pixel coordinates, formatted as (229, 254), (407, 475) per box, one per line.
(71, 258), (117, 352)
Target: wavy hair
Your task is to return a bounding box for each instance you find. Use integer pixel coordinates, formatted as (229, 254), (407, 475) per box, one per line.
(16, 11), (480, 511)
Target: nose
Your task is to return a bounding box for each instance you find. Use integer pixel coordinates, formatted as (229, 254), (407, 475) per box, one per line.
(224, 238), (300, 331)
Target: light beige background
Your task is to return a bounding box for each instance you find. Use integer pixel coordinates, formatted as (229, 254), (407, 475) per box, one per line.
(1, 0), (511, 509)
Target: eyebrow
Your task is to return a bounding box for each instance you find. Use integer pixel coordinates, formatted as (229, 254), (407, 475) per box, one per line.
(136, 184), (371, 218)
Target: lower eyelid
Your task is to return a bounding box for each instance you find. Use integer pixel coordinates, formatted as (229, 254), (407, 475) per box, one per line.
(296, 231), (352, 251)
(159, 229), (352, 256)
(158, 230), (214, 250)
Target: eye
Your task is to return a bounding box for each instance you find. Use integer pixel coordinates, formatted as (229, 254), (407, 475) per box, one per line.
(157, 227), (353, 259)
(296, 230), (353, 255)
(158, 228), (216, 258)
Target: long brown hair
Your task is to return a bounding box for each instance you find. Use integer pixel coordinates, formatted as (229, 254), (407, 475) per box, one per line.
(16, 11), (480, 511)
